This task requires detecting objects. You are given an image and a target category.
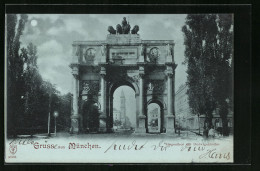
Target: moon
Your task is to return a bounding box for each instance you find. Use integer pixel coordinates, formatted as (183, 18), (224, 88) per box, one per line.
(31, 20), (38, 27)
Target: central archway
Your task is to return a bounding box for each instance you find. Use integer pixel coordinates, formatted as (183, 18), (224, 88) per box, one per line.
(107, 81), (139, 133)
(112, 86), (136, 132)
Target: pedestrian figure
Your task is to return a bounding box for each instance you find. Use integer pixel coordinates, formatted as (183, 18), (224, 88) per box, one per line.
(69, 127), (74, 134)
(208, 126), (215, 138)
(203, 126), (208, 138)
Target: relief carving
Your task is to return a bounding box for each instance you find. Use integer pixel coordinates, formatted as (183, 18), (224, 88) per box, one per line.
(82, 80), (100, 95)
(75, 45), (81, 57)
(129, 75), (140, 83)
(140, 44), (144, 56)
(166, 44), (172, 56)
(148, 47), (160, 63)
(146, 80), (165, 94)
(147, 82), (154, 91)
(107, 17), (139, 35)
(101, 45), (106, 56)
(83, 48), (96, 64)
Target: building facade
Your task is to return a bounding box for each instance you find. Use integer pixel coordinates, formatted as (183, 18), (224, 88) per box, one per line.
(175, 84), (198, 130)
(112, 90), (131, 129)
(148, 108), (160, 133)
(120, 90), (126, 126)
(175, 84), (233, 133)
(113, 108), (121, 121)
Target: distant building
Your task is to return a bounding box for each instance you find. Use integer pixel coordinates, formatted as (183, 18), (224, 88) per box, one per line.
(120, 90), (126, 126)
(200, 105), (233, 133)
(175, 84), (233, 132)
(148, 108), (160, 133)
(113, 90), (131, 129)
(113, 108), (121, 121)
(149, 108), (159, 121)
(175, 84), (198, 130)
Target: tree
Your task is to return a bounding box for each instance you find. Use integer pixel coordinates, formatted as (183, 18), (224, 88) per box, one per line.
(7, 15), (71, 136)
(22, 47), (71, 134)
(214, 14), (233, 136)
(7, 14), (28, 137)
(55, 93), (72, 131)
(182, 14), (217, 130)
(41, 80), (61, 134)
(182, 14), (233, 134)
(22, 43), (45, 134)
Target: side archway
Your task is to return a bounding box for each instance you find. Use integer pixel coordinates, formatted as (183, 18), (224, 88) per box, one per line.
(81, 99), (100, 133)
(147, 99), (165, 133)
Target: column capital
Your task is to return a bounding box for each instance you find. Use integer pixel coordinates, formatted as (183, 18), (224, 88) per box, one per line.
(174, 63), (177, 69)
(167, 72), (173, 78)
(138, 65), (145, 77)
(139, 44), (145, 62)
(100, 66), (106, 77)
(166, 114), (175, 118)
(73, 75), (79, 79)
(72, 66), (79, 78)
(70, 63), (79, 69)
(166, 65), (174, 77)
(139, 73), (145, 79)
(138, 115), (146, 119)
(100, 72), (106, 77)
(99, 114), (107, 119)
(165, 62), (177, 69)
(71, 115), (80, 119)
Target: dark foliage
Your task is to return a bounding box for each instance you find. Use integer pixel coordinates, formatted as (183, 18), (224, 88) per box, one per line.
(182, 14), (233, 135)
(7, 15), (71, 137)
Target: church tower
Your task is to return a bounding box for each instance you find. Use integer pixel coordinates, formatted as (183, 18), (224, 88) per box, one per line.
(120, 89), (126, 126)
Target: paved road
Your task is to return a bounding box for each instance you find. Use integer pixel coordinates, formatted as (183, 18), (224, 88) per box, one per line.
(36, 130), (203, 141)
(14, 130), (232, 142)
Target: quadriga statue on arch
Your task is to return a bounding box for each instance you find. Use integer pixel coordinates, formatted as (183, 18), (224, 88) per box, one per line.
(107, 17), (139, 34)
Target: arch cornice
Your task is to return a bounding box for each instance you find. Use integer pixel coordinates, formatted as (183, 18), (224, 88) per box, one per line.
(108, 79), (139, 96)
(147, 98), (166, 109)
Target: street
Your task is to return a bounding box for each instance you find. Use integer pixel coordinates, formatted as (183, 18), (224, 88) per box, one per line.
(17, 130), (230, 141)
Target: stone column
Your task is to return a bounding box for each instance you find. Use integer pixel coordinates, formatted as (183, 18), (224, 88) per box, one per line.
(99, 67), (107, 132)
(136, 66), (147, 133)
(107, 95), (114, 133)
(158, 113), (161, 133)
(139, 44), (145, 63)
(71, 66), (80, 133)
(166, 65), (175, 134)
(100, 44), (107, 63)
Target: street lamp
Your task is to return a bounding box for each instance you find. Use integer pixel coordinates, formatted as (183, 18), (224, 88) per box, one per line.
(47, 92), (51, 137)
(54, 111), (59, 136)
(198, 114), (200, 134)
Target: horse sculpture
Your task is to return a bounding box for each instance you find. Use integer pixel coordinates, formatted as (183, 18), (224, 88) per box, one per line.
(131, 25), (139, 34)
(108, 26), (116, 34)
(107, 17), (139, 35)
(116, 24), (123, 34)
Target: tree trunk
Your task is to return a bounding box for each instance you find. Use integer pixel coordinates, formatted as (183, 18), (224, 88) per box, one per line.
(219, 101), (229, 136)
(222, 118), (229, 136)
(205, 114), (213, 129)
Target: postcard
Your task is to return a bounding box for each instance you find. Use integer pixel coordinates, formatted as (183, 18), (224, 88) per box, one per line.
(5, 13), (234, 163)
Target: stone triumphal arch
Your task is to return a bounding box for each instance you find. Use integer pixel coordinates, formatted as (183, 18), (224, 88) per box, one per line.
(70, 18), (177, 134)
